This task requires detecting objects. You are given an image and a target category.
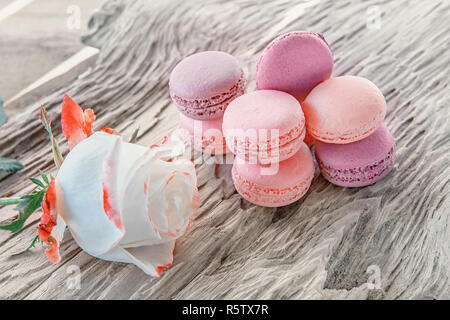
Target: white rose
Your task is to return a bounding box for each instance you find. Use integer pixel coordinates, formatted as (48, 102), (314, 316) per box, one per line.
(53, 132), (199, 276)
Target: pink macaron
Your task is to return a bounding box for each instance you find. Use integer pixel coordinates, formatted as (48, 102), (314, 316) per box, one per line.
(169, 51), (246, 120)
(232, 143), (315, 207)
(223, 90), (306, 163)
(179, 113), (228, 155)
(303, 75), (387, 144)
(315, 124), (395, 187)
(256, 31), (333, 102)
(304, 131), (315, 148)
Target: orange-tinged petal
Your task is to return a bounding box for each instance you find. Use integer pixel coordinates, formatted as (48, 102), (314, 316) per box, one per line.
(38, 179), (61, 264)
(83, 108), (96, 136)
(100, 127), (115, 134)
(156, 243), (175, 277)
(61, 94), (97, 149)
(45, 237), (61, 264)
(156, 263), (172, 277)
(102, 137), (124, 232)
(61, 95), (86, 149)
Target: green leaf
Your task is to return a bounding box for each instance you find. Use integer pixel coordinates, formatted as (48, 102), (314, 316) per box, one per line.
(0, 157), (24, 173)
(0, 97), (7, 126)
(40, 171), (49, 185)
(129, 127), (139, 144)
(29, 177), (45, 188)
(0, 189), (46, 232)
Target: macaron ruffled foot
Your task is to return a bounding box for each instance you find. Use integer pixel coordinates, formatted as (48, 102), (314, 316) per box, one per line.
(315, 124), (395, 187)
(232, 143), (314, 207)
(170, 51), (246, 120)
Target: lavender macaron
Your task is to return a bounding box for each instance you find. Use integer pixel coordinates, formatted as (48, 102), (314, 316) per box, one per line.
(169, 51), (246, 120)
(315, 124), (396, 187)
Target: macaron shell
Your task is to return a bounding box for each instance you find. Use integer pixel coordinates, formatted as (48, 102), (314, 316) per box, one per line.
(303, 75), (386, 144)
(304, 130), (315, 147)
(223, 90), (305, 162)
(170, 51), (242, 100)
(169, 51), (246, 120)
(315, 124), (395, 187)
(232, 143), (314, 207)
(256, 31), (333, 101)
(223, 90), (304, 133)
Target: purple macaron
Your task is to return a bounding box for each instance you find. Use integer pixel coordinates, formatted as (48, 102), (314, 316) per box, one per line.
(169, 51), (246, 120)
(315, 124), (396, 187)
(256, 31), (333, 102)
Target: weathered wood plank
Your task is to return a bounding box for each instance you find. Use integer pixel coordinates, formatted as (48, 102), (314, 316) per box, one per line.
(0, 0), (449, 299)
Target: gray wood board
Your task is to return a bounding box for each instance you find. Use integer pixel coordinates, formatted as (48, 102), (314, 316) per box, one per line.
(0, 0), (449, 299)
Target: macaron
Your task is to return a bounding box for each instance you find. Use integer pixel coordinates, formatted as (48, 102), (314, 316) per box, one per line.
(303, 75), (386, 144)
(315, 124), (395, 187)
(169, 51), (246, 120)
(223, 90), (306, 163)
(256, 31), (333, 102)
(304, 131), (315, 148)
(232, 143), (314, 207)
(179, 113), (228, 155)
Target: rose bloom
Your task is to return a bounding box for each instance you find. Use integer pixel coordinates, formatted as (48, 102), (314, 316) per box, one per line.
(38, 96), (199, 276)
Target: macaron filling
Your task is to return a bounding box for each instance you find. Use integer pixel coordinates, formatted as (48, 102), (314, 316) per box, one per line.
(316, 146), (395, 185)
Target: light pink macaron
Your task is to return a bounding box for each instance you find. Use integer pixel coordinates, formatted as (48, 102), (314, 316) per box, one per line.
(232, 143), (315, 207)
(179, 113), (228, 155)
(303, 76), (387, 144)
(223, 90), (306, 164)
(169, 51), (246, 120)
(256, 31), (333, 102)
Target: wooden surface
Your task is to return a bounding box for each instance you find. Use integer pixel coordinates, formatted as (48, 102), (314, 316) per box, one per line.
(0, 0), (449, 299)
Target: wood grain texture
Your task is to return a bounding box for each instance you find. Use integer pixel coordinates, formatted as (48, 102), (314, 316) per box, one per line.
(0, 0), (449, 299)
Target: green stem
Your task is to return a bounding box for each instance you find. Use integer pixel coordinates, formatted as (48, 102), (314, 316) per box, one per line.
(40, 106), (63, 168)
(27, 235), (40, 250)
(0, 197), (21, 205)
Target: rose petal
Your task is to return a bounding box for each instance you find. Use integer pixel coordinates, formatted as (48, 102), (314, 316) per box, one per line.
(98, 241), (176, 276)
(38, 178), (61, 264)
(56, 133), (125, 256)
(119, 142), (197, 247)
(83, 109), (96, 136)
(61, 94), (96, 149)
(153, 133), (186, 160)
(100, 127), (115, 135)
(119, 149), (163, 247)
(145, 161), (197, 238)
(102, 137), (124, 232)
(55, 131), (198, 276)
(51, 215), (66, 246)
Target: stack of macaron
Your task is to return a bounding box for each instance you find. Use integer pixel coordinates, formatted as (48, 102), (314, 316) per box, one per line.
(223, 90), (314, 207)
(170, 51), (246, 155)
(169, 31), (395, 207)
(304, 76), (395, 187)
